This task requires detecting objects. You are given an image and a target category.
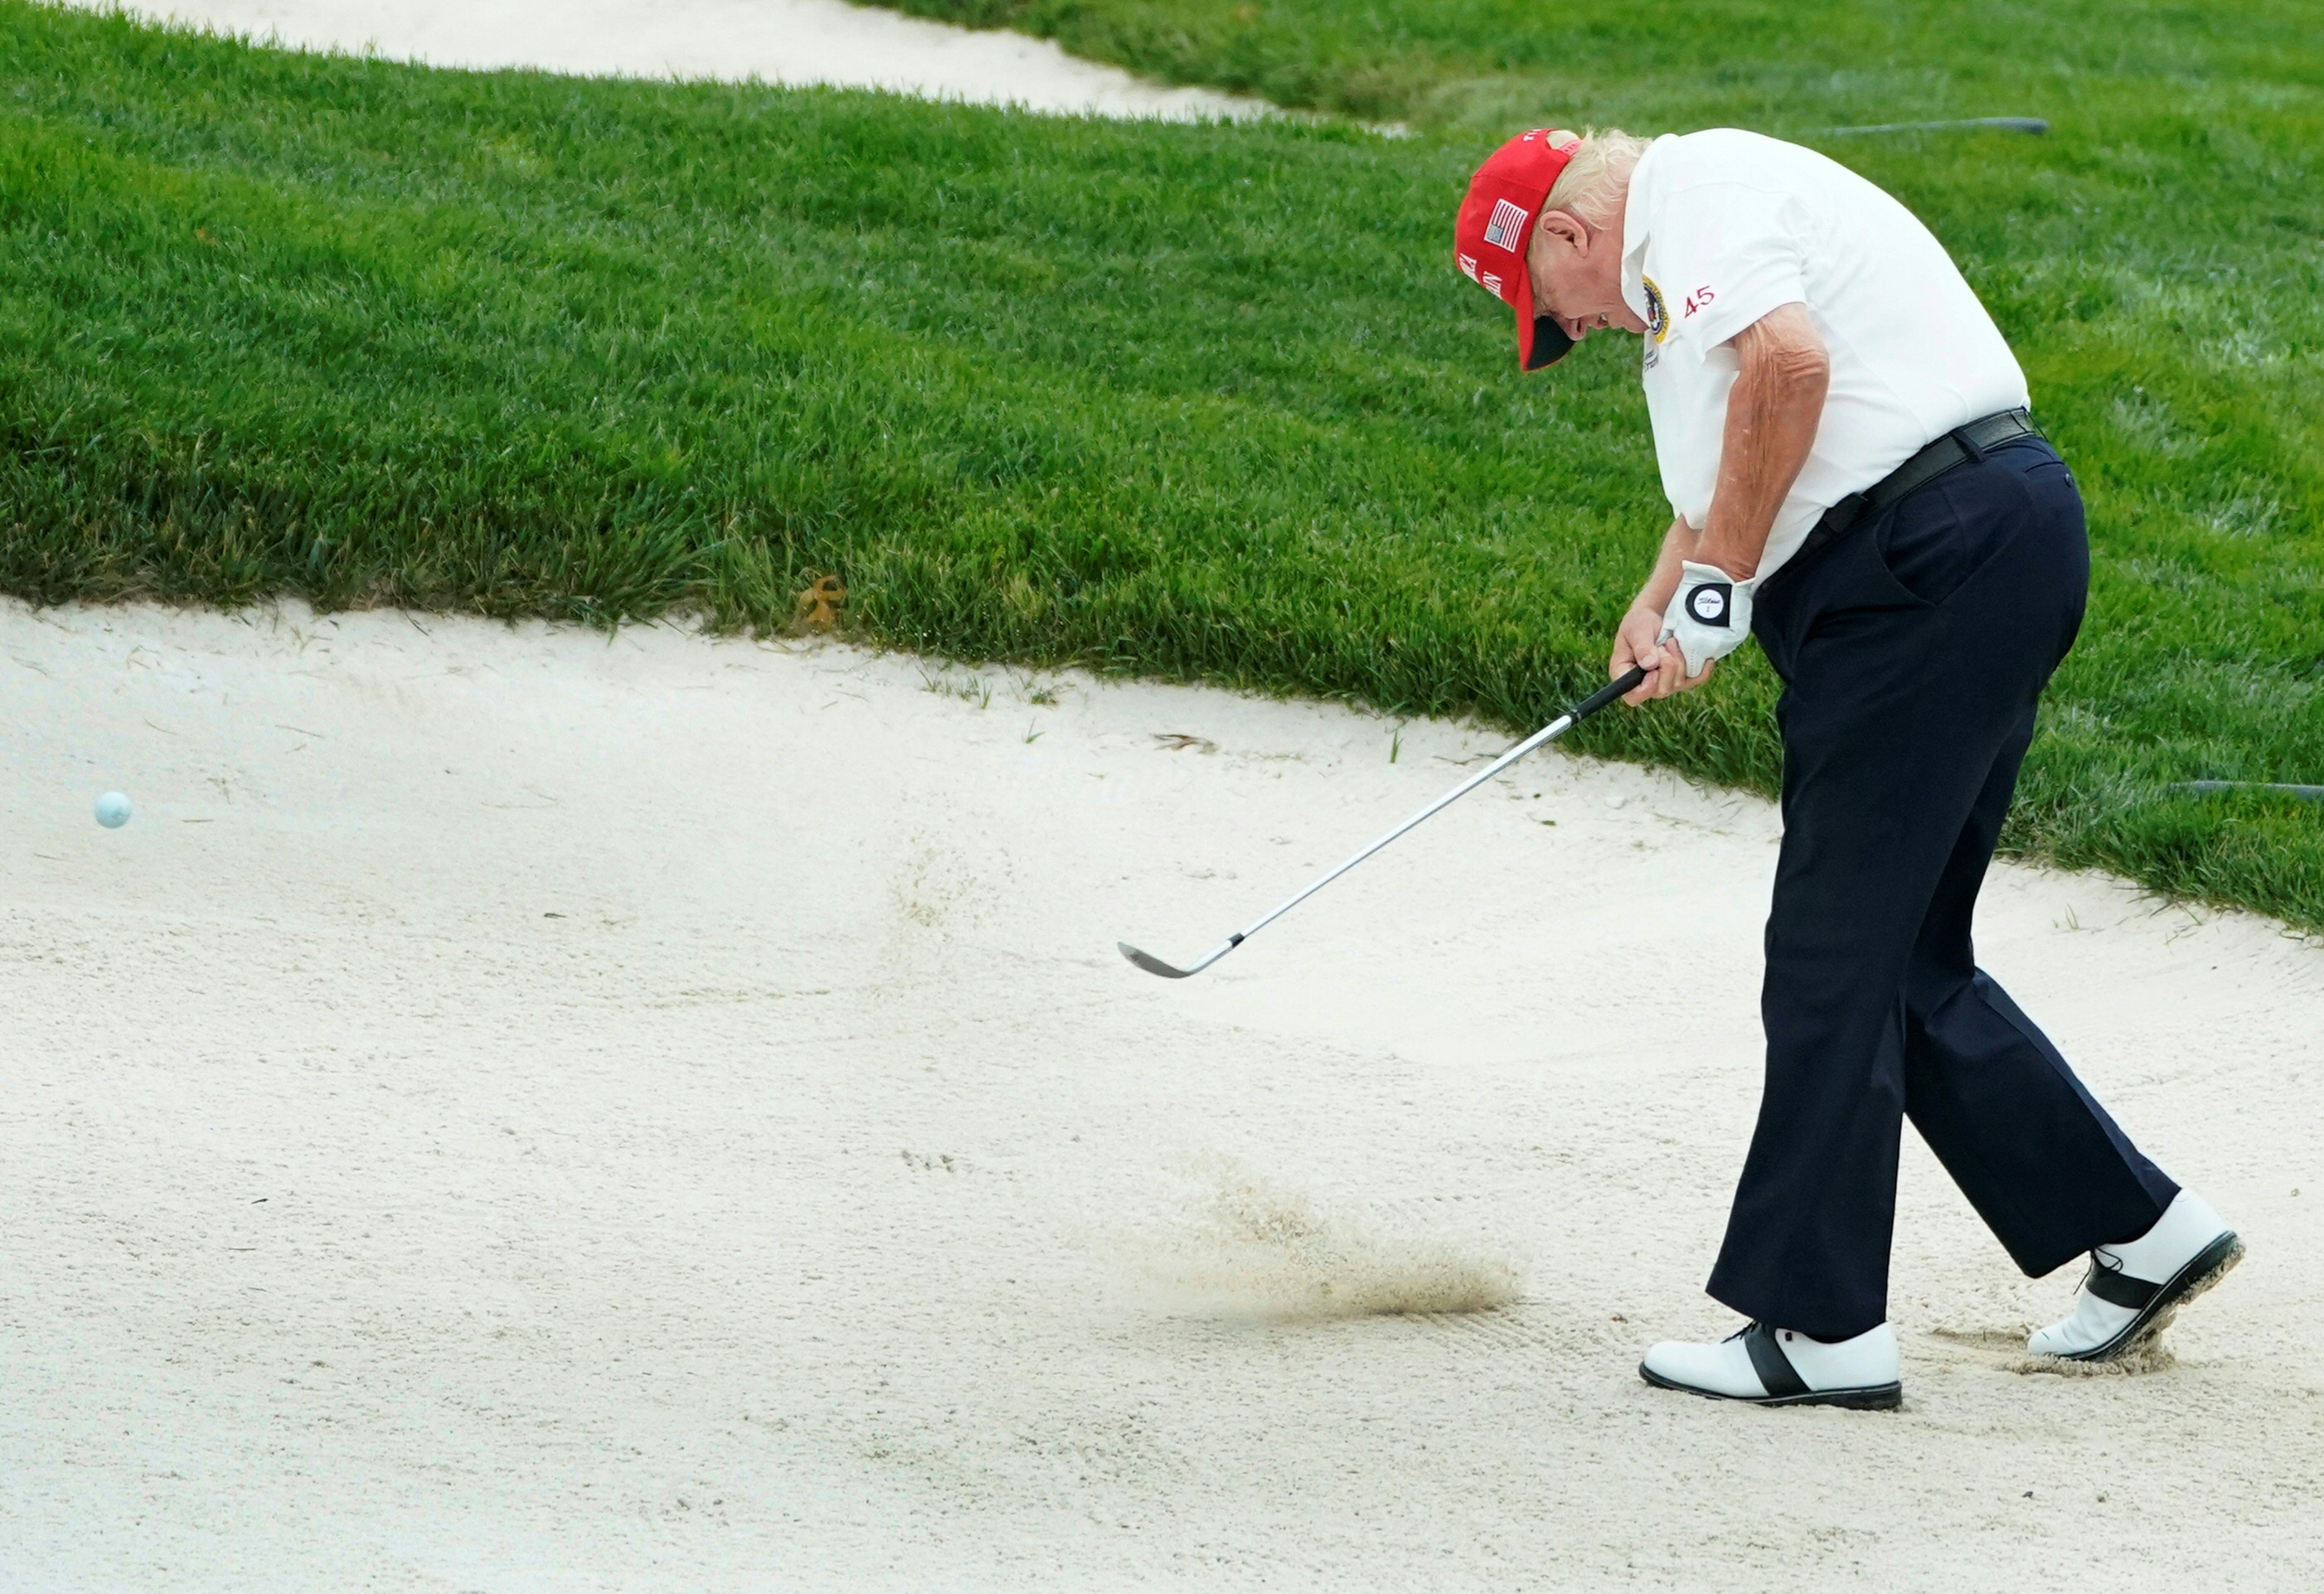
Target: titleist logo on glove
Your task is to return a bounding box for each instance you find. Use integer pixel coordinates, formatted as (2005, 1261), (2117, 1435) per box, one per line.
(1657, 560), (1756, 677)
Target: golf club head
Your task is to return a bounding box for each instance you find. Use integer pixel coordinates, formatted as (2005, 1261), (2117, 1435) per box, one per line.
(1118, 942), (1195, 979)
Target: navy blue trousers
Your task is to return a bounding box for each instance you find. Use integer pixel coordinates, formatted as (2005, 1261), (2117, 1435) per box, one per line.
(1705, 437), (2179, 1340)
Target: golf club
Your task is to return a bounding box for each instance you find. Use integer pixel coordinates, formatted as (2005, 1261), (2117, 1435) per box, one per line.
(1118, 665), (1650, 979)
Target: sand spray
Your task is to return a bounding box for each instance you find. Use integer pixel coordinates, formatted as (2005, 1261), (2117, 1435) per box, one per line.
(1136, 1152), (1521, 1320)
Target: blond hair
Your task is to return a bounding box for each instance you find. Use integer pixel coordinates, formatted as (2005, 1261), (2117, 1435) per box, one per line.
(1542, 128), (1652, 230)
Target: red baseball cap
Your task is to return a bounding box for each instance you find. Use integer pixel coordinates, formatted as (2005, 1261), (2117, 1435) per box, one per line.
(1455, 128), (1583, 371)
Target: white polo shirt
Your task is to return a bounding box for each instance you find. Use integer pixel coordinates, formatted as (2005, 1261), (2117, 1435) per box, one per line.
(1619, 129), (2030, 583)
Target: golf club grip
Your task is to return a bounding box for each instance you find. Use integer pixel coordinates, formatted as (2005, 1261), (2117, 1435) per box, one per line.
(1569, 666), (1649, 724)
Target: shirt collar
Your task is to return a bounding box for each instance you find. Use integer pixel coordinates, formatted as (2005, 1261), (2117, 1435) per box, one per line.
(1618, 135), (1672, 323)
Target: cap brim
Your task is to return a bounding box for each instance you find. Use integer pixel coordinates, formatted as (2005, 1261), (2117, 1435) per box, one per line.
(1523, 317), (1574, 371)
(1508, 263), (1574, 371)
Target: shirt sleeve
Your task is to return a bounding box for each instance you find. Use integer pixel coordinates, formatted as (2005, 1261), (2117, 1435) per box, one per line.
(1647, 179), (1812, 351)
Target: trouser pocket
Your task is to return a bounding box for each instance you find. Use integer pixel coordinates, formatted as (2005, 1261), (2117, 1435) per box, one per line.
(1875, 440), (2078, 609)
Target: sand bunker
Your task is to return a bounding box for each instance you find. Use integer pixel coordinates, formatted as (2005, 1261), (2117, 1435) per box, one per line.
(68, 0), (1271, 118)
(2, 600), (2317, 1589)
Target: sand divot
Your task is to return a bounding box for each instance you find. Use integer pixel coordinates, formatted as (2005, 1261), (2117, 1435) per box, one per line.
(1143, 1154), (1521, 1320)
(1924, 1329), (2175, 1375)
(2012, 1341), (2179, 1377)
(2014, 1240), (2244, 1375)
(1928, 1323), (2181, 1377)
(2009, 1253), (2242, 1377)
(1931, 1323), (2181, 1377)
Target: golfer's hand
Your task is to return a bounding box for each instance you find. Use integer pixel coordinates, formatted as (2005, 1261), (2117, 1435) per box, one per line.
(1612, 603), (1715, 703)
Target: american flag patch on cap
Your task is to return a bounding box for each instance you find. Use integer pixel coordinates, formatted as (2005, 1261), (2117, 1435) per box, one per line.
(1483, 197), (1529, 250)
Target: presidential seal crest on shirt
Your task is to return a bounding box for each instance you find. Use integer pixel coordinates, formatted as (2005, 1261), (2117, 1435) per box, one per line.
(1642, 275), (1669, 343)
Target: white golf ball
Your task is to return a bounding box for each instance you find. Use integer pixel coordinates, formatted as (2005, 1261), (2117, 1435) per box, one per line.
(1605, 792), (1628, 811)
(95, 791), (133, 829)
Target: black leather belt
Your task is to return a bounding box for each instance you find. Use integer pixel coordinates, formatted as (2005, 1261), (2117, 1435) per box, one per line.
(1773, 408), (2042, 587)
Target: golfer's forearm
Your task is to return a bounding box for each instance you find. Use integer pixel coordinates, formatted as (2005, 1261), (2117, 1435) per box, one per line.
(1696, 304), (1829, 580)
(1634, 519), (1692, 614)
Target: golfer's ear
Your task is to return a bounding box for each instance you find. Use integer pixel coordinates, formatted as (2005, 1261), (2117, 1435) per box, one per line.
(1532, 211), (1587, 253)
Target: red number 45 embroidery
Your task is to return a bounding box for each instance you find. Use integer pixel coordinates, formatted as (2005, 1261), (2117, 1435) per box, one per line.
(1683, 284), (1716, 317)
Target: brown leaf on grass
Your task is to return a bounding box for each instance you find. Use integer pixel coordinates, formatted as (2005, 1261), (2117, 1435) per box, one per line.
(795, 575), (847, 632)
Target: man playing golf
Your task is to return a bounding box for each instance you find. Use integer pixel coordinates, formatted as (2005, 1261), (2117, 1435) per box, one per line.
(1454, 127), (2240, 1407)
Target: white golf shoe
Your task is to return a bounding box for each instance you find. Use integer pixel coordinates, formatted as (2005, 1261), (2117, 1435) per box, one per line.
(2028, 1189), (2243, 1361)
(1640, 1320), (1901, 1410)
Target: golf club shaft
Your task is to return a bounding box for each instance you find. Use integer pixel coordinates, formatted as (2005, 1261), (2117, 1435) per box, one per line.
(1152, 666), (1647, 975)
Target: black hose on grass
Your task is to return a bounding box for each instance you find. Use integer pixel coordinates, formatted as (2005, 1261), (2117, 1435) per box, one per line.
(1826, 117), (2050, 136)
(2167, 782), (2324, 802)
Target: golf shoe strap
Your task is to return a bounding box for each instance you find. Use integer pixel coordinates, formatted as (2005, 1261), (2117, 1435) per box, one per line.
(1739, 1321), (1808, 1399)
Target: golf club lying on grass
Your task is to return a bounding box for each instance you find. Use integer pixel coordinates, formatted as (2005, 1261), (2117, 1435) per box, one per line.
(1118, 665), (1650, 979)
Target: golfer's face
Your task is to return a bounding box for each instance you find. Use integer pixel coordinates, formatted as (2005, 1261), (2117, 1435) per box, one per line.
(1529, 220), (1642, 343)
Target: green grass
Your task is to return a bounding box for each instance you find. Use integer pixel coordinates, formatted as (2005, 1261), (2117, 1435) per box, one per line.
(2, 1), (2320, 928)
(872, 0), (2323, 138)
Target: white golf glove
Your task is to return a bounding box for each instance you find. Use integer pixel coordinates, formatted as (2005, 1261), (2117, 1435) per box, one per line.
(1656, 560), (1755, 679)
